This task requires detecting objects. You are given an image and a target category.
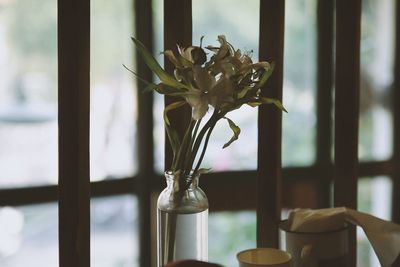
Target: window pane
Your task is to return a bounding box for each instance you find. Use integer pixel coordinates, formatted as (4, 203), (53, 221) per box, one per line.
(90, 0), (136, 181)
(283, 0), (316, 167)
(192, 0), (259, 171)
(154, 94), (165, 172)
(357, 177), (392, 267)
(91, 195), (138, 267)
(152, 0), (165, 172)
(359, 0), (395, 161)
(209, 211), (256, 266)
(0, 0), (57, 187)
(0, 196), (139, 267)
(0, 203), (58, 267)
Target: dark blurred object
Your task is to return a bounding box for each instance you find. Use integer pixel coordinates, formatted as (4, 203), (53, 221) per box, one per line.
(164, 260), (223, 267)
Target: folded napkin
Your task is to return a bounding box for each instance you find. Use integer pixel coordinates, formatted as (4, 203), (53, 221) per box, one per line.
(288, 207), (400, 267)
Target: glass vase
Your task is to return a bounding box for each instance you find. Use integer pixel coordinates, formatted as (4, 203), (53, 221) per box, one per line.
(157, 171), (209, 267)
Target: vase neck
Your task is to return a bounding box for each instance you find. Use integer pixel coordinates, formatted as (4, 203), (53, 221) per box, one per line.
(165, 171), (200, 190)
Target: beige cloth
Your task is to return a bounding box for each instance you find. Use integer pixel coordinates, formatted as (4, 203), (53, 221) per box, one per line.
(288, 207), (400, 267)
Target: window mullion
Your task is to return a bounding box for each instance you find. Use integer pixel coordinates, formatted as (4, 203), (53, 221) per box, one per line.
(334, 0), (361, 265)
(391, 0), (400, 224)
(316, 0), (334, 208)
(257, 0), (285, 249)
(135, 0), (155, 266)
(163, 0), (192, 169)
(58, 0), (91, 266)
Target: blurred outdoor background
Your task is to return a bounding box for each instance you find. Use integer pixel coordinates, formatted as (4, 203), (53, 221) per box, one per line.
(0, 0), (396, 266)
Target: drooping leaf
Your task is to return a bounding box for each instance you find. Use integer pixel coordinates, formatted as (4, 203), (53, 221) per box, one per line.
(246, 97), (287, 112)
(164, 101), (186, 126)
(222, 117), (241, 149)
(246, 101), (261, 107)
(131, 37), (187, 89)
(259, 97), (287, 112)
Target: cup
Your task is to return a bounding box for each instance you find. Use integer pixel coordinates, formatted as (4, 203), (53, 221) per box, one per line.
(279, 220), (350, 267)
(237, 248), (292, 267)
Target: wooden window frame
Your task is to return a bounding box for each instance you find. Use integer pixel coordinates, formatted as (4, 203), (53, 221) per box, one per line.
(0, 0), (399, 266)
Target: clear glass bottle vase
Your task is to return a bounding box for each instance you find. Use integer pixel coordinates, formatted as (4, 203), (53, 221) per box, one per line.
(157, 171), (209, 267)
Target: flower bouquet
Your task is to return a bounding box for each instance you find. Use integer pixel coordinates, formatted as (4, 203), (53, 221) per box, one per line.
(129, 35), (285, 266)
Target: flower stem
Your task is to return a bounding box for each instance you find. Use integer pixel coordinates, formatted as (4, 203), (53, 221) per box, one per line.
(194, 121), (216, 173)
(183, 119), (202, 172)
(172, 119), (195, 171)
(187, 111), (219, 172)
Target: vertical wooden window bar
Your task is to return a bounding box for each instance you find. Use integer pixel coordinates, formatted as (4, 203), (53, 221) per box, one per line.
(164, 0), (193, 169)
(135, 0), (155, 266)
(257, 0), (285, 249)
(316, 0), (334, 209)
(392, 0), (400, 225)
(334, 0), (361, 265)
(58, 0), (91, 266)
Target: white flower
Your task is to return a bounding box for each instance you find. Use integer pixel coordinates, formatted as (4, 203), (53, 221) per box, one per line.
(185, 66), (235, 120)
(180, 46), (195, 63)
(184, 66), (215, 120)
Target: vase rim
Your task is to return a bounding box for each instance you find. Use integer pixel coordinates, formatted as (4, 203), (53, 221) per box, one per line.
(164, 170), (201, 178)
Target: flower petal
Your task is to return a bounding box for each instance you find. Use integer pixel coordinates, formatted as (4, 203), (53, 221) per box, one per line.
(164, 50), (181, 67)
(193, 65), (216, 92)
(184, 90), (209, 120)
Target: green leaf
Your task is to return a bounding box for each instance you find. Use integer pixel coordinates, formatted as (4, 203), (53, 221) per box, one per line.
(131, 37), (187, 89)
(259, 97), (288, 112)
(164, 101), (186, 126)
(223, 117), (241, 149)
(246, 97), (287, 112)
(197, 168), (212, 174)
(141, 83), (188, 97)
(246, 101), (261, 107)
(143, 83), (158, 93)
(123, 64), (152, 86)
(155, 84), (186, 96)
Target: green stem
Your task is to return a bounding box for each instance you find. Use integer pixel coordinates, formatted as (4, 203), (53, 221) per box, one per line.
(183, 119), (202, 172)
(194, 122), (216, 173)
(187, 111), (219, 172)
(172, 120), (195, 171)
(165, 212), (177, 263)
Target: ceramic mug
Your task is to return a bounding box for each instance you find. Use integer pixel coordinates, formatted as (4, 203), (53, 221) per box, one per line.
(279, 220), (350, 267)
(237, 248), (293, 267)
